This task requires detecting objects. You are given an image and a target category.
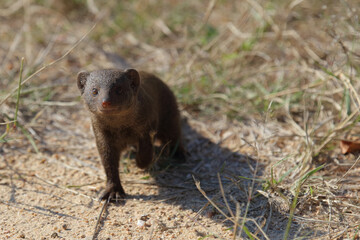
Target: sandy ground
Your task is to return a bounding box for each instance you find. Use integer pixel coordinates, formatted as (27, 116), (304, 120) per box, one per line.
(0, 97), (302, 239)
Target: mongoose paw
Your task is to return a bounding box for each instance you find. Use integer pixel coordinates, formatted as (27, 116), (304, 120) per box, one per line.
(100, 184), (126, 202)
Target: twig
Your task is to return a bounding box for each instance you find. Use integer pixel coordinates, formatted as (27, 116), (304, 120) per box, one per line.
(0, 121), (15, 125)
(24, 101), (79, 107)
(92, 196), (110, 240)
(218, 173), (235, 219)
(233, 202), (240, 240)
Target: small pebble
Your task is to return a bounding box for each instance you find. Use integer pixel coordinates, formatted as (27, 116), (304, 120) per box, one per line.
(137, 219), (146, 228)
(51, 232), (58, 238)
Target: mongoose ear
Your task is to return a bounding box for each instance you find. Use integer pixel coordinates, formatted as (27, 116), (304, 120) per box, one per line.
(77, 71), (90, 94)
(125, 69), (140, 90)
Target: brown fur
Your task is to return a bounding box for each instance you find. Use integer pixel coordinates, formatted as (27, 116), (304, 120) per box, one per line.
(77, 69), (185, 200)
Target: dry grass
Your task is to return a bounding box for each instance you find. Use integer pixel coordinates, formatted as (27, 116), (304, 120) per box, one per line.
(1, 0), (360, 239)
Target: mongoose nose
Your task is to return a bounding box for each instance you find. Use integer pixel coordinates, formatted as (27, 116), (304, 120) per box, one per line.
(102, 100), (111, 108)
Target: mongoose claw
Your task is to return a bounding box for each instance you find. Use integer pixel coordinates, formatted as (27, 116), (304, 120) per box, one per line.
(100, 185), (126, 202)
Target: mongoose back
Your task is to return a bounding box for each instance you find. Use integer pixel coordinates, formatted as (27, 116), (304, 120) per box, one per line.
(77, 69), (185, 200)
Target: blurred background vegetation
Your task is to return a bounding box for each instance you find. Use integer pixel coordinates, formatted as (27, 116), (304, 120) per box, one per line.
(1, 0), (359, 123)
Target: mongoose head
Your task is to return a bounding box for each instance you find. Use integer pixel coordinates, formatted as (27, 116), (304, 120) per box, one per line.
(77, 69), (140, 115)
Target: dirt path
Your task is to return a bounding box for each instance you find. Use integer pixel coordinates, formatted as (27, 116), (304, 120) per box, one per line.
(0, 94), (300, 239)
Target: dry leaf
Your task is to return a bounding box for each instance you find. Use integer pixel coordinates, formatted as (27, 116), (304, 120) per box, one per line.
(340, 140), (360, 154)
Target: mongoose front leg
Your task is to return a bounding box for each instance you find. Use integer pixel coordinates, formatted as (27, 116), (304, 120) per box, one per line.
(94, 128), (126, 201)
(136, 134), (154, 169)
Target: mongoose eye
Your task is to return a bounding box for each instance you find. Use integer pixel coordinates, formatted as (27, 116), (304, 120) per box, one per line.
(116, 87), (122, 95)
(92, 88), (99, 96)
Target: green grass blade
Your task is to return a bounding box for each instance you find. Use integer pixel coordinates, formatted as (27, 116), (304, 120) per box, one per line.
(243, 225), (255, 240)
(0, 123), (10, 141)
(278, 164), (298, 185)
(298, 164), (325, 186)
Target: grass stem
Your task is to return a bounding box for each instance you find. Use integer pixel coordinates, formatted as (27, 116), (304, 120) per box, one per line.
(14, 57), (24, 128)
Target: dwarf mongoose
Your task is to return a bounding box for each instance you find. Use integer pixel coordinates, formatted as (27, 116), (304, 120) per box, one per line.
(77, 69), (185, 200)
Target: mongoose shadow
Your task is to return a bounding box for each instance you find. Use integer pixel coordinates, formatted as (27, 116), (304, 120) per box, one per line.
(126, 119), (314, 239)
